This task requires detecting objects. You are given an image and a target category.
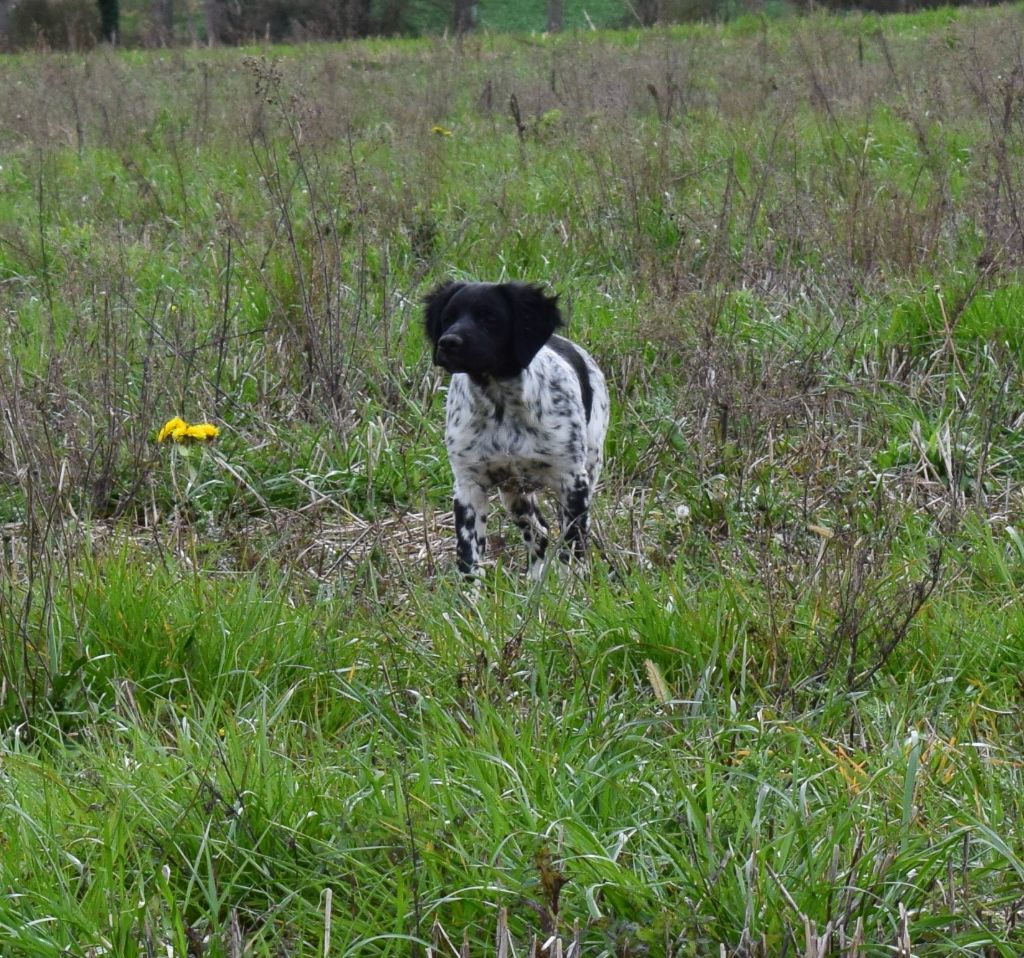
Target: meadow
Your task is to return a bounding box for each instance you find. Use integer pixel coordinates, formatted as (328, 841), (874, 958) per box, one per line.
(3, 6), (1024, 956)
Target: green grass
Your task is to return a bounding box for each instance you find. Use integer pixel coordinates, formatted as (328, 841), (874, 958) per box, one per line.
(399, 0), (634, 34)
(4, 6), (1024, 956)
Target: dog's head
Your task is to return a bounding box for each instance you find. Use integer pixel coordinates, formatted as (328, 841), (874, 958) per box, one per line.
(423, 281), (563, 378)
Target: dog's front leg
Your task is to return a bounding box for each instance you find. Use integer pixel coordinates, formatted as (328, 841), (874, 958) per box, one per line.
(453, 479), (488, 575)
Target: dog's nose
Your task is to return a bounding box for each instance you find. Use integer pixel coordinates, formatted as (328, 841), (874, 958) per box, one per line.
(437, 333), (462, 357)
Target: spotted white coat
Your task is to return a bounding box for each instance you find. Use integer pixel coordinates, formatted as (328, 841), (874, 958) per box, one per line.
(424, 281), (610, 578)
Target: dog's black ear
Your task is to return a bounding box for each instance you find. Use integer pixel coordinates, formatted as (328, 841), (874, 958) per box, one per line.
(423, 281), (465, 347)
(501, 282), (563, 370)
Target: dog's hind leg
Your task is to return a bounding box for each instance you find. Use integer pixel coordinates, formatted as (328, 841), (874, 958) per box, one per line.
(500, 487), (549, 578)
(559, 471), (591, 561)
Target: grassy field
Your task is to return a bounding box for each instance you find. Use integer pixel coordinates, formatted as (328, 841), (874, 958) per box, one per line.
(4, 6), (1024, 956)
(112, 0), (635, 47)
(400, 0), (634, 34)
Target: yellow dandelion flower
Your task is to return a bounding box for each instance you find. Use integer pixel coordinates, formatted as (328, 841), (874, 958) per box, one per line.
(184, 423), (220, 442)
(157, 417), (189, 443)
(158, 417), (220, 444)
(431, 125), (453, 137)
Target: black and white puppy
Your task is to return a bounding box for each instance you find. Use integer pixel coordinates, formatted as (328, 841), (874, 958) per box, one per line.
(424, 280), (610, 578)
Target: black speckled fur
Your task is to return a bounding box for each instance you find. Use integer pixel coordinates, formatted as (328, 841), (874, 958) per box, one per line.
(424, 281), (610, 578)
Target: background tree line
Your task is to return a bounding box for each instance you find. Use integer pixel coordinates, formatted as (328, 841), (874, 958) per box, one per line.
(0, 0), (1005, 55)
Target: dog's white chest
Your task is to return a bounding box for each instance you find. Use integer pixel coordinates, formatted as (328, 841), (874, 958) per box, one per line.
(444, 375), (580, 490)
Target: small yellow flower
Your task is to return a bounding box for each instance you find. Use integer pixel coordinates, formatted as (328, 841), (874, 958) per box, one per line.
(184, 423), (220, 442)
(431, 125), (452, 137)
(157, 417), (189, 443)
(158, 417), (220, 444)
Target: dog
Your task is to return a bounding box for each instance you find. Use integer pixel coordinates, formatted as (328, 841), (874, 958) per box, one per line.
(424, 280), (610, 578)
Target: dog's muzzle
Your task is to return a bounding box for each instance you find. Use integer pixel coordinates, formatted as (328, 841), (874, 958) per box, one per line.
(435, 333), (463, 370)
